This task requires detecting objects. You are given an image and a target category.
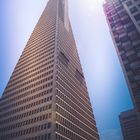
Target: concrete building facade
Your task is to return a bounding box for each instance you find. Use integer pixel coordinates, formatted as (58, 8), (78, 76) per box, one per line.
(119, 109), (140, 140)
(0, 0), (99, 140)
(103, 0), (140, 139)
(103, 0), (140, 120)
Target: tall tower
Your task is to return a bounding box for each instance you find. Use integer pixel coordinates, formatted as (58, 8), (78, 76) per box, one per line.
(0, 0), (99, 140)
(103, 0), (140, 120)
(103, 0), (140, 139)
(119, 109), (140, 139)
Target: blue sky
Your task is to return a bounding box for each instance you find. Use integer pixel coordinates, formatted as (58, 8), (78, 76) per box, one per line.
(0, 0), (133, 139)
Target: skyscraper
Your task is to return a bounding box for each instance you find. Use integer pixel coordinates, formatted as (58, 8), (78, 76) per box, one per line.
(0, 0), (99, 140)
(119, 109), (140, 140)
(123, 0), (140, 34)
(103, 0), (140, 120)
(103, 0), (140, 139)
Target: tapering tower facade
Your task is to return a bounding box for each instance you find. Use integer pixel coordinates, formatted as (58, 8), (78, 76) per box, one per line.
(0, 0), (99, 140)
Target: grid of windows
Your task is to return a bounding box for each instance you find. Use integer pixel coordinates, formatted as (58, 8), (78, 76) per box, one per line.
(0, 122), (52, 140)
(24, 133), (51, 140)
(104, 0), (140, 139)
(0, 104), (52, 125)
(0, 0), (99, 139)
(104, 0), (140, 115)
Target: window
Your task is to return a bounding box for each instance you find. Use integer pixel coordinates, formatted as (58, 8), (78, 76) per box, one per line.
(126, 25), (136, 32)
(126, 1), (132, 6)
(75, 69), (84, 84)
(134, 13), (140, 21)
(122, 17), (131, 24)
(48, 133), (51, 139)
(130, 6), (138, 13)
(58, 52), (69, 67)
(48, 122), (51, 128)
(120, 36), (129, 43)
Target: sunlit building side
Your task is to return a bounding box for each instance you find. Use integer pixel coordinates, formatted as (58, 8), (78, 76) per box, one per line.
(0, 0), (99, 140)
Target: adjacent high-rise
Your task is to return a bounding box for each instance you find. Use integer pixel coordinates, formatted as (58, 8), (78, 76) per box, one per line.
(119, 109), (140, 140)
(104, 0), (140, 120)
(0, 0), (99, 140)
(103, 0), (140, 139)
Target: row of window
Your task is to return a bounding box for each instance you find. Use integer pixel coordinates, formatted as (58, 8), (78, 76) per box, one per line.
(56, 123), (84, 140)
(58, 0), (64, 23)
(24, 133), (51, 140)
(0, 112), (52, 132)
(13, 54), (54, 79)
(56, 100), (95, 129)
(56, 89), (93, 120)
(0, 93), (53, 118)
(0, 88), (53, 112)
(0, 122), (52, 140)
(57, 44), (80, 71)
(126, 0), (140, 7)
(17, 47), (54, 71)
(20, 40), (55, 65)
(56, 81), (90, 114)
(29, 23), (55, 46)
(58, 29), (81, 67)
(30, 13), (56, 40)
(32, 11), (55, 28)
(75, 69), (84, 84)
(5, 70), (53, 95)
(56, 70), (89, 105)
(31, 17), (56, 36)
(134, 13), (140, 21)
(10, 59), (54, 84)
(0, 88), (52, 112)
(7, 64), (54, 89)
(132, 84), (140, 93)
(121, 41), (140, 53)
(0, 73), (51, 105)
(58, 52), (69, 67)
(23, 31), (55, 57)
(56, 103), (95, 131)
(56, 96), (93, 126)
(6, 72), (53, 94)
(0, 87), (52, 109)
(56, 133), (70, 140)
(55, 73), (89, 109)
(130, 6), (138, 14)
(57, 43), (80, 72)
(104, 0), (123, 14)
(56, 113), (97, 138)
(26, 28), (56, 49)
(108, 10), (129, 24)
(15, 41), (55, 72)
(57, 68), (86, 98)
(21, 40), (55, 64)
(5, 72), (53, 96)
(56, 58), (86, 89)
(0, 104), (52, 124)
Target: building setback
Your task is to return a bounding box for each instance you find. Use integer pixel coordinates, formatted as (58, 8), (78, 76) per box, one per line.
(103, 0), (140, 139)
(119, 109), (140, 140)
(0, 0), (99, 140)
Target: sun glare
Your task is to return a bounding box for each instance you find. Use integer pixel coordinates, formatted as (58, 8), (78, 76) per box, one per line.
(78, 0), (105, 13)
